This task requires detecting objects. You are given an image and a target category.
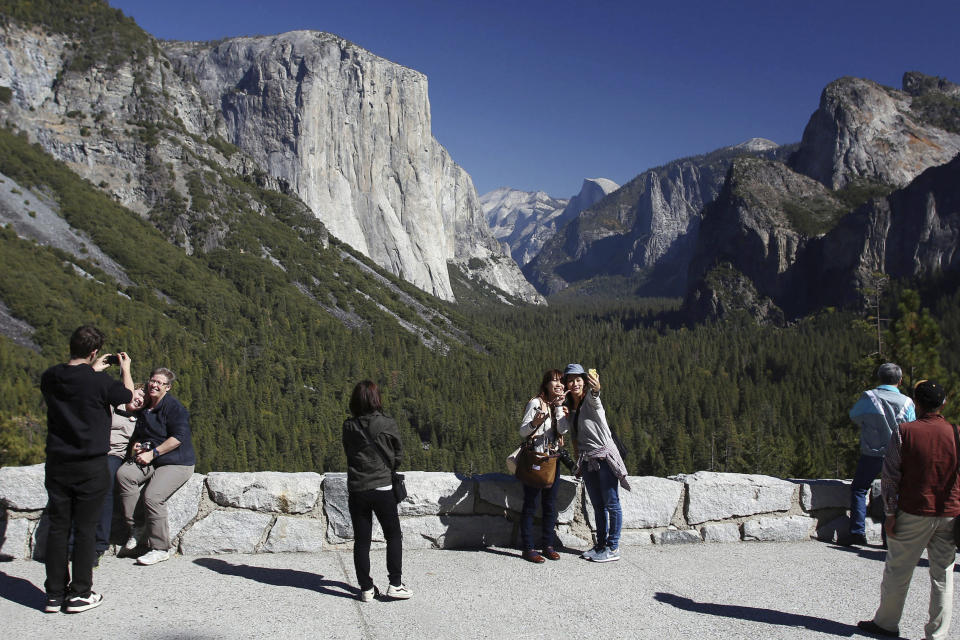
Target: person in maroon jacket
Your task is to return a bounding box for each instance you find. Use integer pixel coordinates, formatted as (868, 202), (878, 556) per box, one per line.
(858, 380), (958, 640)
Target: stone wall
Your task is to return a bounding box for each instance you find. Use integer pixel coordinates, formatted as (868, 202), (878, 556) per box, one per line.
(0, 465), (878, 559)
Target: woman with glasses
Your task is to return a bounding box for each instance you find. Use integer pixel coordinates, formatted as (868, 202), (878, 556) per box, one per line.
(116, 367), (196, 566)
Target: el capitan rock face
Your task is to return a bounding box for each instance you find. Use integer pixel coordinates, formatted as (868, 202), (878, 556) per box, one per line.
(164, 32), (541, 304)
(0, 20), (540, 304)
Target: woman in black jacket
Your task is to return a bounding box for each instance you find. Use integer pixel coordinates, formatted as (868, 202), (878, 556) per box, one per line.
(342, 380), (412, 601)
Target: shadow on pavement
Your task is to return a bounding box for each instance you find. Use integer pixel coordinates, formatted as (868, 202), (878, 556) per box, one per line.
(653, 592), (859, 637)
(0, 570), (44, 610)
(193, 558), (356, 600)
(476, 547), (521, 559)
(827, 543), (960, 571)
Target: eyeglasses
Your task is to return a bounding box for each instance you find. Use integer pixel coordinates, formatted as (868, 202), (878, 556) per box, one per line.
(148, 378), (170, 387)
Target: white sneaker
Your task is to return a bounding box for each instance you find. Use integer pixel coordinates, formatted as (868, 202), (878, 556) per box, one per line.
(592, 546), (620, 563)
(581, 546), (604, 560)
(123, 536), (138, 551)
(359, 586), (379, 602)
(63, 592), (103, 613)
(385, 583), (413, 600)
(135, 549), (170, 565)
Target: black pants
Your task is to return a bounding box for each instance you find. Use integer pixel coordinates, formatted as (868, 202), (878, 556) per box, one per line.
(44, 456), (110, 598)
(348, 489), (402, 591)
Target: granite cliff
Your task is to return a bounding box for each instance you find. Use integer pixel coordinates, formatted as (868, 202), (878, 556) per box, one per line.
(790, 74), (960, 190)
(0, 17), (541, 304)
(685, 73), (960, 321)
(481, 178), (618, 267)
(524, 139), (786, 297)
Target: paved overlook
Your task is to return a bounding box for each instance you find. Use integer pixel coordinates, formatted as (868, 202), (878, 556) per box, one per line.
(2, 542), (959, 639)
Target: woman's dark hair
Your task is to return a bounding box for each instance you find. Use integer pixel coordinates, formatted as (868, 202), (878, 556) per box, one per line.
(537, 369), (564, 400)
(349, 380), (383, 417)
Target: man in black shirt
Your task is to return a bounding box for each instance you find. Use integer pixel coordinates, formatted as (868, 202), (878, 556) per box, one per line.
(40, 325), (133, 613)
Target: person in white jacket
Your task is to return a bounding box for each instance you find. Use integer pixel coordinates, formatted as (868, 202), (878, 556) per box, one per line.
(517, 369), (569, 563)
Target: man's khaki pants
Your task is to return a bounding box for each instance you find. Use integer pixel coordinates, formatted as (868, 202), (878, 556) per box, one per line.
(116, 461), (194, 551)
(872, 510), (956, 639)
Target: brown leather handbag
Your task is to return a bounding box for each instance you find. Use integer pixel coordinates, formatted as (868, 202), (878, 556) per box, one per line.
(514, 441), (558, 489)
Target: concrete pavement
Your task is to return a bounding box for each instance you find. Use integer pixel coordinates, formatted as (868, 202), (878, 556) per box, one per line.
(1, 541), (956, 639)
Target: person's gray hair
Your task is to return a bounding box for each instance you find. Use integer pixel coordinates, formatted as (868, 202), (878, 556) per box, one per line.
(151, 367), (176, 384)
(877, 363), (902, 385)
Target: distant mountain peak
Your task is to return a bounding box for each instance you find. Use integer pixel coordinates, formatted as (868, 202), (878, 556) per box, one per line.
(732, 138), (779, 152)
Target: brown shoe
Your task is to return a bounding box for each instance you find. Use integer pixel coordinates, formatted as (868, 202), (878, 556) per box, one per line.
(522, 549), (545, 563)
(543, 547), (560, 561)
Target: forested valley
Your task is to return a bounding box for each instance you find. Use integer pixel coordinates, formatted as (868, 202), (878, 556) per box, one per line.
(1, 123), (958, 481)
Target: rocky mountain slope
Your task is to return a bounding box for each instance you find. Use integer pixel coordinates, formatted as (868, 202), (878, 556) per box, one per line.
(524, 139), (786, 297)
(0, 6), (541, 304)
(481, 177), (618, 267)
(685, 73), (960, 322)
(790, 74), (960, 190)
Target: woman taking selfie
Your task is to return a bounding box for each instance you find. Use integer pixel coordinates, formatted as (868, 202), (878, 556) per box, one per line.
(517, 369), (569, 563)
(564, 363), (630, 563)
(342, 380), (412, 601)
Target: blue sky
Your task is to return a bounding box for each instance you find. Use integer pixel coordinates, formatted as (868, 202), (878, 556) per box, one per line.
(110, 0), (960, 198)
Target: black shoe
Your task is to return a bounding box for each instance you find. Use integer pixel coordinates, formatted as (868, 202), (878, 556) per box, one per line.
(856, 619), (899, 637)
(840, 533), (869, 547)
(43, 596), (63, 613)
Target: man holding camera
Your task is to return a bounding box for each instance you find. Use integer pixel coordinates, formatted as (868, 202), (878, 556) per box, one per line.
(40, 325), (133, 613)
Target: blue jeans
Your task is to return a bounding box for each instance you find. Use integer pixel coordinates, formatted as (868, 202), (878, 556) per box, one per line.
(95, 455), (125, 552)
(850, 454), (885, 536)
(519, 466), (561, 550)
(583, 461), (622, 550)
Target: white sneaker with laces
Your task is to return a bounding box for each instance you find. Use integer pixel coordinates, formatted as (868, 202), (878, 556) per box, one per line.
(123, 536), (138, 551)
(359, 586), (379, 602)
(385, 583), (413, 599)
(135, 549), (170, 565)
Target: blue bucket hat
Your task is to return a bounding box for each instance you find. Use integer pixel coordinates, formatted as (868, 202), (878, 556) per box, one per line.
(564, 363), (585, 376)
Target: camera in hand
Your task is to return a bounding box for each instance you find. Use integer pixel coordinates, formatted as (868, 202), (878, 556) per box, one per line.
(557, 447), (575, 471)
(105, 353), (121, 365)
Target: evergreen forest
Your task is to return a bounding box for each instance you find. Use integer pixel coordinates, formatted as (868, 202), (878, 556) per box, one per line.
(1, 126), (959, 479)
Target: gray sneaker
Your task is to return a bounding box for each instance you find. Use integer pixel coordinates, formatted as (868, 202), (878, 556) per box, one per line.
(581, 546), (605, 561)
(592, 546), (620, 563)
